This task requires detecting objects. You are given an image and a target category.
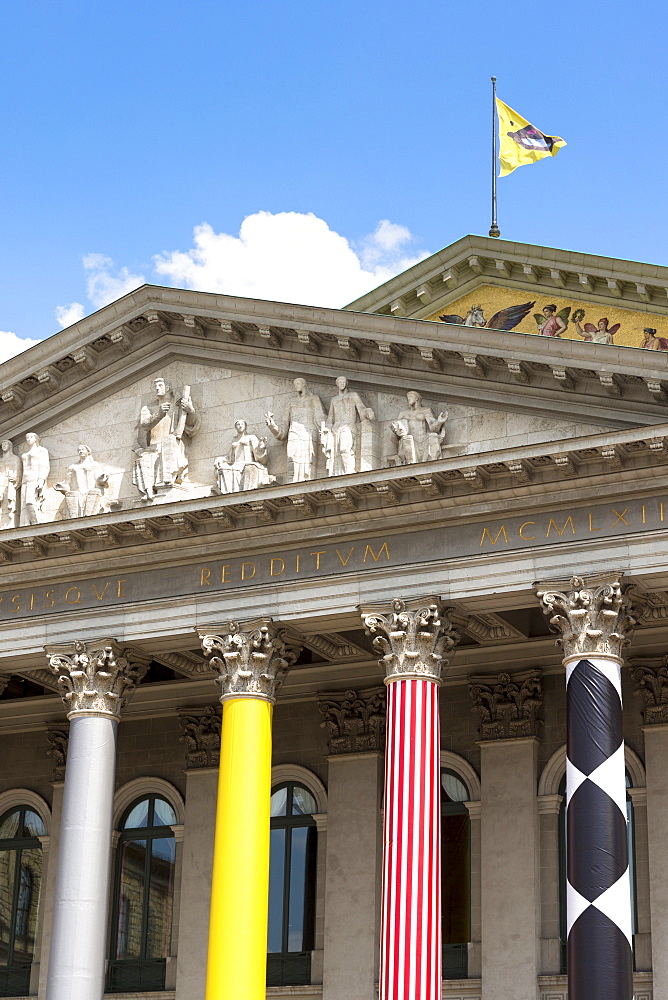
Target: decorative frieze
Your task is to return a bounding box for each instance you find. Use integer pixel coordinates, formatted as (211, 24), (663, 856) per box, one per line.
(536, 573), (637, 660)
(362, 598), (459, 683)
(45, 639), (150, 720)
(631, 658), (668, 724)
(198, 620), (301, 703)
(318, 687), (386, 753)
(177, 705), (222, 767)
(46, 724), (69, 781)
(469, 670), (543, 740)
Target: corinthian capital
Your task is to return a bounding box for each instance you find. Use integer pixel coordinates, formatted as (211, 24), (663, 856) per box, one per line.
(45, 639), (150, 720)
(536, 573), (638, 661)
(198, 619), (301, 703)
(361, 597), (459, 684)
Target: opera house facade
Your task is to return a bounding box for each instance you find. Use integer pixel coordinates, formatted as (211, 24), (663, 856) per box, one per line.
(0, 235), (667, 1000)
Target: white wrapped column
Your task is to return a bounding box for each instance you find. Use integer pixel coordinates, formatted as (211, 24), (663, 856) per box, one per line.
(44, 640), (149, 1000)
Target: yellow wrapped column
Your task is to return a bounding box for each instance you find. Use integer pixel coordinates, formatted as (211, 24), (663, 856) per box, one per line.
(199, 619), (299, 1000)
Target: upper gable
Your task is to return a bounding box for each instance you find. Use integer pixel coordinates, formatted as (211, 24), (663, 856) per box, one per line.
(346, 235), (668, 358)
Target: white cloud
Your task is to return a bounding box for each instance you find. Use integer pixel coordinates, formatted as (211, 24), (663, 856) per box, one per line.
(82, 253), (146, 309)
(55, 302), (85, 328)
(0, 331), (40, 363)
(153, 210), (428, 307)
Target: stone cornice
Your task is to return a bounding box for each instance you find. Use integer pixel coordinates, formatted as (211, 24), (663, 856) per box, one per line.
(2, 420), (668, 566)
(345, 234), (668, 321)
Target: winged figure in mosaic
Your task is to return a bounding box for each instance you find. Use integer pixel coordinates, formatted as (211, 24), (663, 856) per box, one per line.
(439, 301), (535, 331)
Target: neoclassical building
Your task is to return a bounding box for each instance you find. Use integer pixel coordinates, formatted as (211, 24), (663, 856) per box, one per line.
(0, 235), (667, 1000)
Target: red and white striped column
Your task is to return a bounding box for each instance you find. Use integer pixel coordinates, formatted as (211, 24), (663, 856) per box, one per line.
(363, 599), (459, 1000)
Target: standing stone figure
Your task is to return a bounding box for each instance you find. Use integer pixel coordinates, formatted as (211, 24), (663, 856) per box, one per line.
(390, 391), (448, 465)
(321, 376), (375, 476)
(214, 420), (276, 494)
(0, 440), (21, 529)
(55, 445), (110, 518)
(20, 433), (50, 526)
(265, 377), (326, 482)
(133, 377), (200, 500)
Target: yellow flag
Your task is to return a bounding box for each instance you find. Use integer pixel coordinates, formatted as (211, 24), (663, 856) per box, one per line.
(496, 98), (566, 176)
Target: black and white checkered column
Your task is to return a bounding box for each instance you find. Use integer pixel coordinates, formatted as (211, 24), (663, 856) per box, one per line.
(538, 576), (636, 1000)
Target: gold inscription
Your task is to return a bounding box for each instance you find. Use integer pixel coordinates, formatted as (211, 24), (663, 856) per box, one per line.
(93, 581), (110, 600)
(545, 517), (575, 538)
(45, 590), (55, 608)
(519, 521), (536, 540)
(65, 587), (81, 605)
(221, 565), (231, 582)
(200, 568), (211, 586)
(363, 542), (390, 563)
(336, 546), (355, 566)
(480, 525), (509, 547)
(310, 550), (326, 569)
(611, 507), (630, 527)
(589, 513), (600, 532)
(270, 558), (285, 577)
(295, 554), (300, 573)
(10, 595), (20, 613)
(241, 562), (256, 580)
(117, 580), (127, 599)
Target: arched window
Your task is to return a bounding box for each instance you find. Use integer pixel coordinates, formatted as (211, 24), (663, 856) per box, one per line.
(108, 794), (176, 993)
(268, 782), (317, 986)
(558, 772), (637, 973)
(441, 769), (470, 979)
(0, 806), (45, 997)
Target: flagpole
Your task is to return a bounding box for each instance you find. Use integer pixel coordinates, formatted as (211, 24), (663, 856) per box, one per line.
(489, 76), (500, 238)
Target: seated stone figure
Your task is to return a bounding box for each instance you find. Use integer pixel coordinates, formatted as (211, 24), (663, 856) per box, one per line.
(389, 392), (448, 466)
(214, 420), (276, 494)
(55, 444), (110, 518)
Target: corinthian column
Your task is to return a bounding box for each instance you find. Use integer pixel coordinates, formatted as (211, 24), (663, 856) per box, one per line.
(362, 598), (459, 1000)
(537, 575), (637, 1000)
(44, 639), (149, 1000)
(198, 620), (300, 1000)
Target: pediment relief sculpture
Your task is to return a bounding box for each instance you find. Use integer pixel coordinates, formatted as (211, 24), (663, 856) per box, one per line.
(321, 376), (376, 476)
(54, 445), (114, 518)
(133, 377), (200, 501)
(0, 440), (21, 529)
(20, 433), (50, 526)
(265, 377), (326, 483)
(389, 392), (448, 467)
(214, 420), (276, 494)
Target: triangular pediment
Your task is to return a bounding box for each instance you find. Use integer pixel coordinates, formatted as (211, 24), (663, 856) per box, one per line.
(346, 234), (668, 356)
(0, 281), (667, 540)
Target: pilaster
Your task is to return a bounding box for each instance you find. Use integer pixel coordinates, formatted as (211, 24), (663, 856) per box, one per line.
(319, 689), (385, 1000)
(174, 708), (221, 1000)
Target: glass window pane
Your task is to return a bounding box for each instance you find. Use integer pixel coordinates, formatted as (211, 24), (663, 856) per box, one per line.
(0, 850), (16, 966)
(124, 799), (150, 830)
(268, 829), (285, 953)
(116, 840), (146, 959)
(441, 771), (468, 804)
(288, 827), (309, 951)
(441, 815), (470, 944)
(152, 798), (177, 827)
(23, 811), (45, 838)
(146, 838), (175, 958)
(270, 787), (288, 817)
(11, 849), (42, 965)
(0, 812), (20, 840)
(291, 786), (316, 816)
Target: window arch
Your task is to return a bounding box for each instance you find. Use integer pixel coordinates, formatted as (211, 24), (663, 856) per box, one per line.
(441, 768), (470, 980)
(0, 806), (45, 997)
(108, 794), (177, 993)
(268, 782), (318, 987)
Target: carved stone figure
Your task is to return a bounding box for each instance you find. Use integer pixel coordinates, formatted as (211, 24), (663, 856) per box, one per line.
(55, 444), (110, 518)
(214, 420), (276, 494)
(133, 377), (200, 500)
(321, 376), (375, 476)
(0, 440), (21, 529)
(20, 432), (50, 526)
(265, 377), (326, 482)
(390, 391), (448, 465)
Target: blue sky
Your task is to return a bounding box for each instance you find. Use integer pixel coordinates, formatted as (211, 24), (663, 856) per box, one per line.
(1, 0), (666, 352)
